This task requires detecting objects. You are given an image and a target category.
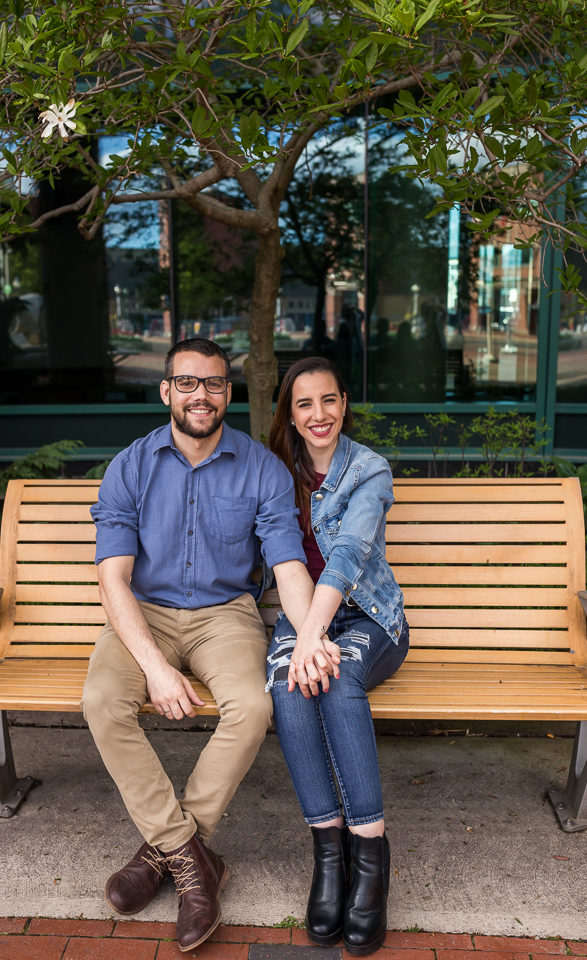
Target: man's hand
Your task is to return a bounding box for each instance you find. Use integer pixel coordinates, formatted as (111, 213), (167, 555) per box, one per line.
(288, 631), (341, 699)
(145, 661), (205, 719)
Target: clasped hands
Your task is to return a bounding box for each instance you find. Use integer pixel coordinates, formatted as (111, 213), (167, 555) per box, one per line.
(288, 630), (341, 699)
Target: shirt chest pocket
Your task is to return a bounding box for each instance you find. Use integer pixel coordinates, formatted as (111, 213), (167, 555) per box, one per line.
(210, 496), (256, 544)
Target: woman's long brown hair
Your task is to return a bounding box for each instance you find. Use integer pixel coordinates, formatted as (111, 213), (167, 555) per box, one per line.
(269, 357), (354, 525)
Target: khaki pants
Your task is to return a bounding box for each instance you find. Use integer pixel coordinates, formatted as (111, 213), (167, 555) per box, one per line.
(81, 593), (272, 851)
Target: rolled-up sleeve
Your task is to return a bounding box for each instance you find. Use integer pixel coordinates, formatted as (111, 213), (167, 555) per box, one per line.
(90, 454), (139, 564)
(255, 455), (305, 569)
(318, 456), (393, 593)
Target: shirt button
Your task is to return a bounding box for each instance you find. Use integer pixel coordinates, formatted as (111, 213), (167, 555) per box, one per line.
(315, 493), (323, 500)
(188, 530), (193, 536)
(188, 592), (192, 597)
(371, 606), (379, 614)
(189, 499), (194, 504)
(186, 561), (191, 567)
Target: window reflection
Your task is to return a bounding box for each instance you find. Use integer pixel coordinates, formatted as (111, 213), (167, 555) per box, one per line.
(557, 251), (587, 403)
(367, 156), (541, 403)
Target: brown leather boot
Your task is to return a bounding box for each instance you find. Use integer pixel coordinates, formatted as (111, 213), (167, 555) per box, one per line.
(105, 841), (169, 916)
(163, 833), (231, 952)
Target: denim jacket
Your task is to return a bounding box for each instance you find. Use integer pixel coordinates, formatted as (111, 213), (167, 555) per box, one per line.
(309, 433), (404, 642)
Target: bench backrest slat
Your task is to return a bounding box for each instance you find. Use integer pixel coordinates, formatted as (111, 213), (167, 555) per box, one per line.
(1, 477), (585, 667)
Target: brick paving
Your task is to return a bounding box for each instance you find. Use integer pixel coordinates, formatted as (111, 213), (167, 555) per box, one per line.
(0, 922), (582, 960)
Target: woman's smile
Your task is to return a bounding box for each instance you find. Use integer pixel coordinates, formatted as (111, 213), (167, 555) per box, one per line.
(308, 423), (334, 438)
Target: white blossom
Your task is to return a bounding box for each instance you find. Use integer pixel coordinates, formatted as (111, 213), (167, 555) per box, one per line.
(39, 100), (77, 141)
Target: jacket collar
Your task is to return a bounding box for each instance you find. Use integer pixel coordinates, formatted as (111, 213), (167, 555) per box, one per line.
(321, 433), (352, 492)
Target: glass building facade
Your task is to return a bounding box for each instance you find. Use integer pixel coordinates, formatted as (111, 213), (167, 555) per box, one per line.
(1, 124), (585, 461)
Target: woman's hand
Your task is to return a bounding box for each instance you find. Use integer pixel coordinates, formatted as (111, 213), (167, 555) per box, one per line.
(288, 630), (341, 698)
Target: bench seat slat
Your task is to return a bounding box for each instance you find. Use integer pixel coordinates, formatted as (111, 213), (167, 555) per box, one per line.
(16, 564), (99, 583)
(405, 609), (568, 628)
(408, 629), (570, 648)
(17, 543), (97, 562)
(14, 564), (572, 587)
(392, 481), (566, 502)
(405, 649), (575, 664)
(12, 605), (571, 629)
(13, 584), (572, 607)
(386, 524), (568, 543)
(17, 523), (97, 542)
(7, 645), (98, 657)
(20, 504), (94, 522)
(390, 503), (567, 522)
(20, 488), (101, 503)
(12, 625), (103, 642)
(393, 566), (570, 586)
(14, 606), (106, 624)
(387, 544), (569, 563)
(3, 659), (587, 721)
(5, 628), (572, 650)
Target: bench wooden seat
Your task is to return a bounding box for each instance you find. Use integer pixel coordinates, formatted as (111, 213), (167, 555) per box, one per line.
(1, 477), (586, 829)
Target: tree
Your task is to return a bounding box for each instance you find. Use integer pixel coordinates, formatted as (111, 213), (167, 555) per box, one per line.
(2, 0), (587, 437)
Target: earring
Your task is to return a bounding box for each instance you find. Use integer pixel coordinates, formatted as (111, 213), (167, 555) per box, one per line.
(291, 420), (295, 426)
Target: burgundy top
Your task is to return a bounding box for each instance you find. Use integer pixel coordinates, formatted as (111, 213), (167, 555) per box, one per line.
(299, 472), (327, 585)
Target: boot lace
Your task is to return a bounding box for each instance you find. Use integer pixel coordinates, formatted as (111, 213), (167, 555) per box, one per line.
(141, 849), (167, 879)
(165, 848), (202, 897)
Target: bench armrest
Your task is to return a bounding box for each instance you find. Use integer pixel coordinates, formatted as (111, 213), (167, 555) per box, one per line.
(579, 591), (587, 618)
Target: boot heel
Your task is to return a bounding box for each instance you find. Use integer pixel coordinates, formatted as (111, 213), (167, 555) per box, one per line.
(343, 930), (387, 956)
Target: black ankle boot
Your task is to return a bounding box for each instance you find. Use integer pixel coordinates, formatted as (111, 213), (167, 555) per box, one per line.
(343, 832), (390, 955)
(305, 825), (349, 946)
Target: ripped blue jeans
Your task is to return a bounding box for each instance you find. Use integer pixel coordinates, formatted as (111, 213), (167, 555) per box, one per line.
(266, 604), (409, 826)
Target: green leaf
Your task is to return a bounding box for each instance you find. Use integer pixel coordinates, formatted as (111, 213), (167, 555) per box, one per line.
(414, 0), (443, 33)
(431, 83), (456, 111)
(429, 143), (447, 172)
(191, 105), (210, 134)
(0, 23), (7, 65)
(473, 95), (505, 119)
(365, 40), (377, 73)
(246, 10), (257, 52)
(285, 17), (309, 56)
(552, 456), (578, 479)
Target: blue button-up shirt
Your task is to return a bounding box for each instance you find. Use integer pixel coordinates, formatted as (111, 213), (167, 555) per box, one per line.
(90, 423), (305, 609)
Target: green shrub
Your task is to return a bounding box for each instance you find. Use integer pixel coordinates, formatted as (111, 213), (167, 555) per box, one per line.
(0, 440), (84, 498)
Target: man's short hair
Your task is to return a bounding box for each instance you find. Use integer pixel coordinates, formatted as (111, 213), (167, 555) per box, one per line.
(165, 338), (231, 379)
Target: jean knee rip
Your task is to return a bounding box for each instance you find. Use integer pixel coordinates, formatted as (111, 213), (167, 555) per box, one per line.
(266, 635), (296, 691)
(338, 631), (371, 663)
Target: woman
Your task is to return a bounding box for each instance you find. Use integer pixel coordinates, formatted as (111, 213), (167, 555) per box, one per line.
(267, 356), (409, 955)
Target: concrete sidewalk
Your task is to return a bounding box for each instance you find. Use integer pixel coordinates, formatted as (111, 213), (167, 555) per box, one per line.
(1, 722), (586, 939)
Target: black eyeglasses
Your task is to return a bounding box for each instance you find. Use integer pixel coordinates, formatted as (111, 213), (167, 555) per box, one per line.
(167, 375), (230, 394)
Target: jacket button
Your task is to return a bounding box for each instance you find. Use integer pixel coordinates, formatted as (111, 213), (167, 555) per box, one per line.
(371, 606), (379, 614)
(315, 493), (324, 500)
(352, 583), (358, 590)
(394, 629), (399, 638)
(314, 526), (319, 533)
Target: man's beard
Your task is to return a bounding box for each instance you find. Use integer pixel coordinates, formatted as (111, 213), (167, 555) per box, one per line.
(171, 400), (226, 439)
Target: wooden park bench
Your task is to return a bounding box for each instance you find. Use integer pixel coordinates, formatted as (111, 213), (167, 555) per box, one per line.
(1, 477), (586, 833)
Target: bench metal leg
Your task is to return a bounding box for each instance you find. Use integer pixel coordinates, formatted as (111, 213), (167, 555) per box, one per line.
(0, 711), (39, 818)
(548, 720), (587, 832)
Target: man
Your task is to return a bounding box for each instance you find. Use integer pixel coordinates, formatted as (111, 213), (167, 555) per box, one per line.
(83, 338), (337, 952)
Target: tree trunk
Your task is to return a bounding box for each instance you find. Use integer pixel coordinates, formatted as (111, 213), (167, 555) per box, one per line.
(243, 228), (283, 441)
